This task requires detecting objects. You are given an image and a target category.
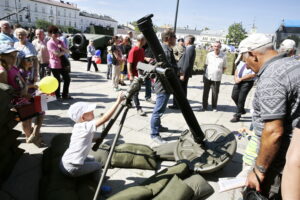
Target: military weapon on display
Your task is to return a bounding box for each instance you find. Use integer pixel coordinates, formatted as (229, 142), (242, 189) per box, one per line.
(69, 32), (112, 62)
(137, 14), (237, 173)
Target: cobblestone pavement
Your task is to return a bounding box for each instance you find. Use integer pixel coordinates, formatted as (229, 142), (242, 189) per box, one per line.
(3, 60), (254, 200)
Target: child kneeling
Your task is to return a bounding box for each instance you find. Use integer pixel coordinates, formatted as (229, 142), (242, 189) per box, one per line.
(60, 93), (125, 180)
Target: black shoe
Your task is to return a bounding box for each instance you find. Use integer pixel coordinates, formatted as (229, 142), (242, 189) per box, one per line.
(230, 116), (240, 123)
(119, 81), (126, 86)
(62, 95), (73, 100)
(159, 126), (169, 132)
(241, 109), (246, 115)
(168, 105), (179, 110)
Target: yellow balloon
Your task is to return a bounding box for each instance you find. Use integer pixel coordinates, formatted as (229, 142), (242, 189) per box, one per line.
(39, 76), (59, 94)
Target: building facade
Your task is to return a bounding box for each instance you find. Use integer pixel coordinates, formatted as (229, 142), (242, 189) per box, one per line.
(0, 0), (117, 34)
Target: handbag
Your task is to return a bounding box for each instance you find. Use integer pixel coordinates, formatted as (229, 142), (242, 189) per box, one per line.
(60, 55), (71, 73)
(243, 187), (268, 200)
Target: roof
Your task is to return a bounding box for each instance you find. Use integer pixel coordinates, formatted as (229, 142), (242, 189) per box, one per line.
(30, 0), (79, 10)
(79, 12), (117, 23)
(157, 27), (201, 35)
(283, 20), (300, 28)
(201, 30), (227, 37)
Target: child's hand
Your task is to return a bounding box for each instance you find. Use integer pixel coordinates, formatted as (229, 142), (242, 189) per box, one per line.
(117, 92), (126, 103)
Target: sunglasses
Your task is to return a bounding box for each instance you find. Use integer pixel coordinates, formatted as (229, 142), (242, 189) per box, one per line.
(24, 57), (34, 62)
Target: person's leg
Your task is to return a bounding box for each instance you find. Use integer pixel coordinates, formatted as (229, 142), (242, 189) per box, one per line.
(211, 81), (221, 110)
(22, 119), (32, 140)
(236, 81), (254, 115)
(150, 93), (170, 138)
(144, 77), (152, 100)
(115, 65), (121, 89)
(87, 57), (92, 71)
(92, 60), (98, 72)
(112, 64), (118, 88)
(51, 68), (61, 98)
(61, 69), (71, 98)
(182, 78), (189, 97)
(133, 91), (141, 110)
(60, 159), (101, 179)
(202, 76), (211, 109)
(231, 84), (240, 107)
(39, 63), (45, 80)
(282, 128), (300, 200)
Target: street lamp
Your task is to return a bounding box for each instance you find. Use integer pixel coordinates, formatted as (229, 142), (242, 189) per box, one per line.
(14, 0), (19, 23)
(174, 0), (180, 33)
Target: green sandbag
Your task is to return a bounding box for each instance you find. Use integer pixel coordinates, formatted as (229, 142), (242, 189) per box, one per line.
(152, 142), (177, 161)
(50, 134), (71, 158)
(46, 158), (76, 192)
(89, 143), (110, 165)
(77, 175), (97, 200)
(108, 186), (153, 200)
(141, 162), (191, 196)
(153, 175), (194, 200)
(42, 148), (52, 173)
(45, 189), (79, 200)
(0, 130), (21, 157)
(111, 143), (157, 170)
(183, 174), (214, 200)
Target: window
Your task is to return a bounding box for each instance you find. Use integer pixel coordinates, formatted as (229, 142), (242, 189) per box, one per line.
(69, 12), (71, 17)
(50, 7), (53, 15)
(57, 10), (60, 16)
(35, 3), (37, 12)
(64, 21), (66, 26)
(69, 21), (71, 26)
(5, 0), (9, 7)
(19, 15), (23, 22)
(57, 20), (60, 25)
(64, 9), (66, 17)
(6, 13), (10, 20)
(42, 7), (45, 13)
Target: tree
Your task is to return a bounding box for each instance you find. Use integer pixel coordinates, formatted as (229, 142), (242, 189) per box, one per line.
(35, 19), (52, 30)
(226, 22), (247, 47)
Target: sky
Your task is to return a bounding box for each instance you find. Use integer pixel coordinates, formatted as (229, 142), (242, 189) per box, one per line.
(69, 0), (300, 34)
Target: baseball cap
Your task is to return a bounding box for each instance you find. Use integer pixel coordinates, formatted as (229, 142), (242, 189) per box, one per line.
(0, 44), (19, 54)
(235, 33), (272, 64)
(279, 39), (296, 52)
(68, 102), (97, 122)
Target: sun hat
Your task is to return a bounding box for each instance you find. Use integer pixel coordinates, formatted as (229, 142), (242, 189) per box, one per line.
(68, 102), (97, 122)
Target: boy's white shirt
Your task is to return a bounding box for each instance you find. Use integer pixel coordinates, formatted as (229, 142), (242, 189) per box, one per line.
(62, 120), (96, 165)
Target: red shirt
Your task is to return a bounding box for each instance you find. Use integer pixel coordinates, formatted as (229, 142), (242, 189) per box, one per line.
(127, 46), (144, 78)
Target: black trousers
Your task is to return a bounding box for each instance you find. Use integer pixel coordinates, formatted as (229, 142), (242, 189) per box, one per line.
(87, 57), (98, 71)
(39, 63), (51, 79)
(51, 68), (71, 98)
(202, 76), (221, 109)
(231, 81), (254, 116)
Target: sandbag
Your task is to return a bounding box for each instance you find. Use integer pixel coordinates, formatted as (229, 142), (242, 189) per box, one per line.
(153, 175), (194, 200)
(45, 189), (79, 200)
(111, 143), (157, 170)
(108, 186), (153, 200)
(0, 130), (21, 157)
(141, 162), (191, 196)
(50, 134), (71, 158)
(183, 174), (214, 200)
(89, 143), (110, 165)
(152, 142), (177, 161)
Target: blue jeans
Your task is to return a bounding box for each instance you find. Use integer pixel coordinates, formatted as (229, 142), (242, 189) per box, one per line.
(150, 93), (170, 138)
(144, 77), (152, 99)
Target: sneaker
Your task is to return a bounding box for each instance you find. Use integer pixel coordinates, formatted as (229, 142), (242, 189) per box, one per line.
(159, 126), (169, 132)
(137, 108), (146, 116)
(213, 109), (218, 112)
(114, 87), (120, 91)
(145, 98), (156, 104)
(241, 109), (247, 115)
(152, 136), (167, 144)
(119, 81), (126, 86)
(230, 116), (240, 123)
(168, 105), (179, 109)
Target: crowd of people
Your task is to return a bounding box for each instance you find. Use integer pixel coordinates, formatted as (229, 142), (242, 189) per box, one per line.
(2, 18), (300, 199)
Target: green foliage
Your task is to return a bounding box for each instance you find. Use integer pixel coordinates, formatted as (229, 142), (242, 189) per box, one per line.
(193, 49), (236, 75)
(35, 19), (52, 30)
(35, 19), (80, 34)
(226, 23), (247, 47)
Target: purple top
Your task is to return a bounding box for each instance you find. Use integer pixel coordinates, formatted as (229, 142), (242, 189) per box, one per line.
(47, 39), (62, 69)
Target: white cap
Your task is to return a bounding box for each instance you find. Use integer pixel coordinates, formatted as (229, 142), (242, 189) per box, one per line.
(279, 39), (296, 52)
(68, 102), (97, 122)
(0, 44), (18, 54)
(235, 33), (272, 64)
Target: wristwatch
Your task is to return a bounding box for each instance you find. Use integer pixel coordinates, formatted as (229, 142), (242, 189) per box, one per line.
(255, 164), (267, 174)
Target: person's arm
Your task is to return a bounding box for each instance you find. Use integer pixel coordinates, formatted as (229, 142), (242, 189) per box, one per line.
(234, 69), (240, 83)
(127, 49), (134, 81)
(282, 127), (300, 200)
(48, 42), (65, 57)
(95, 92), (125, 128)
(240, 73), (256, 81)
(246, 119), (284, 191)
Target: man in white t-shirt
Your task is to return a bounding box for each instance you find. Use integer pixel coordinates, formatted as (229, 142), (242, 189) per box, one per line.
(202, 41), (227, 111)
(60, 93), (125, 180)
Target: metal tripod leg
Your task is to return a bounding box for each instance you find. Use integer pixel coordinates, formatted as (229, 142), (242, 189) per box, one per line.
(93, 106), (130, 200)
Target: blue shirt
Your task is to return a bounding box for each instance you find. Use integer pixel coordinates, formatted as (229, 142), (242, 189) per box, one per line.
(107, 53), (113, 64)
(0, 33), (18, 46)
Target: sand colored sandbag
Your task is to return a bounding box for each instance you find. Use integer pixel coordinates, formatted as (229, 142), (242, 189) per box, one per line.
(152, 142), (177, 161)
